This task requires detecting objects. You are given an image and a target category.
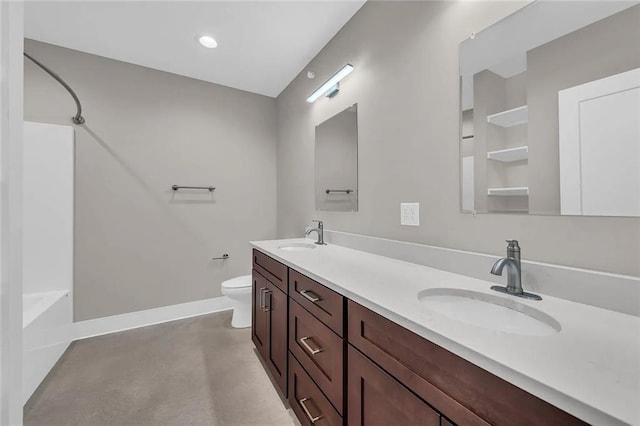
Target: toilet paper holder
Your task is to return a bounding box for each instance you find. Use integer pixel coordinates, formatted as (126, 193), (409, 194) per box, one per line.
(212, 254), (229, 261)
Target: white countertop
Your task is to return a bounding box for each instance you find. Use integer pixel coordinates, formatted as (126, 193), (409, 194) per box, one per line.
(251, 238), (640, 426)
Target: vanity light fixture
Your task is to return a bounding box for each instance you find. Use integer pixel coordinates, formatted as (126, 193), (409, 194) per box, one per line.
(197, 35), (218, 49)
(306, 63), (354, 103)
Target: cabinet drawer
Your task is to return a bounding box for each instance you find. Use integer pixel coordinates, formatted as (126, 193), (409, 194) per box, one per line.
(289, 269), (344, 336)
(289, 354), (342, 426)
(253, 249), (287, 293)
(347, 300), (586, 426)
(347, 345), (440, 426)
(290, 300), (344, 414)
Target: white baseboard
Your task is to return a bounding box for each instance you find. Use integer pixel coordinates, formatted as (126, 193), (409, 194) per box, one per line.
(73, 296), (233, 340)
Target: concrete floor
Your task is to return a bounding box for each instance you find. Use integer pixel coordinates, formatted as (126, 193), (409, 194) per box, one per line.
(24, 311), (296, 426)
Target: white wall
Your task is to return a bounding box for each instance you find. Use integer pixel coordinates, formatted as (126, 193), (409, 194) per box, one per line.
(23, 122), (74, 294)
(0, 1), (24, 424)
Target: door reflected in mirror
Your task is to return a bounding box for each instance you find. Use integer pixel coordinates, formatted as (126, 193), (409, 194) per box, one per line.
(459, 2), (639, 217)
(315, 104), (358, 211)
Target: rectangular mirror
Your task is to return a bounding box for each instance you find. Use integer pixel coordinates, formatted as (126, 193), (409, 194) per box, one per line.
(459, 2), (639, 216)
(315, 104), (358, 211)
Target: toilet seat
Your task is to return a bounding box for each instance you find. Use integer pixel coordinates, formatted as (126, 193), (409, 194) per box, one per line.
(221, 275), (252, 289)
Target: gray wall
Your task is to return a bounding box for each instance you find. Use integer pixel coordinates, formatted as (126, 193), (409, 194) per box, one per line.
(275, 1), (640, 277)
(527, 5), (640, 214)
(24, 40), (277, 321)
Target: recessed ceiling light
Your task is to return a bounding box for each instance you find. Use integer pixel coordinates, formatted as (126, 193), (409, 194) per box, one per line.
(197, 35), (218, 49)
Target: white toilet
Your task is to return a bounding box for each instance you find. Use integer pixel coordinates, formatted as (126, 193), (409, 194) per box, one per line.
(221, 275), (252, 328)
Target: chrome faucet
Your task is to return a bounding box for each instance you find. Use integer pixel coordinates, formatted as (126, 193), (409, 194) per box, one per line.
(306, 220), (325, 245)
(490, 240), (541, 301)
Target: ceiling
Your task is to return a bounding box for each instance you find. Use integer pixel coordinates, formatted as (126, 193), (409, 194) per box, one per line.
(24, 1), (366, 98)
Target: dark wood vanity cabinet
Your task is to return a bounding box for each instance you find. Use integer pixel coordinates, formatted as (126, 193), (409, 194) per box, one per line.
(347, 300), (587, 426)
(251, 271), (267, 356)
(289, 298), (345, 414)
(251, 250), (588, 426)
(253, 249), (288, 293)
(290, 354), (343, 426)
(347, 345), (441, 426)
(289, 268), (345, 336)
(251, 250), (288, 397)
(288, 269), (346, 424)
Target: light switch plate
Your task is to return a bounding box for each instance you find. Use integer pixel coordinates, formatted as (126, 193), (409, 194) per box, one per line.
(400, 203), (420, 226)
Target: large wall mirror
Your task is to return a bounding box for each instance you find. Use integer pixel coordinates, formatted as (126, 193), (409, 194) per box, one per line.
(459, 2), (639, 216)
(315, 104), (358, 211)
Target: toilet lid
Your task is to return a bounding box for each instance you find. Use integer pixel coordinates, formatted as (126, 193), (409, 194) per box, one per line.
(221, 274), (252, 289)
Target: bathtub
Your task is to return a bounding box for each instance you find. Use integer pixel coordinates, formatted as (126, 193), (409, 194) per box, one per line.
(22, 122), (74, 404)
(23, 290), (72, 404)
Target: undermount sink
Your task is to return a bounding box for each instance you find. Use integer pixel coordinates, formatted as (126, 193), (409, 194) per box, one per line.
(418, 288), (560, 336)
(277, 242), (317, 251)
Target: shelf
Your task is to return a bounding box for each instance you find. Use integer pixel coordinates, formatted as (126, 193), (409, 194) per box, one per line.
(486, 106), (528, 127)
(487, 209), (529, 214)
(487, 187), (529, 196)
(487, 146), (528, 162)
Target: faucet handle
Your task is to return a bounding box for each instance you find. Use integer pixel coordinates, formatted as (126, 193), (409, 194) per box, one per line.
(505, 240), (520, 251)
(312, 220), (323, 226)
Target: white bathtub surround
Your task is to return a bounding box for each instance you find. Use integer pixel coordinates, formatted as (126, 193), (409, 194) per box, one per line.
(72, 296), (233, 340)
(23, 291), (72, 404)
(22, 122), (74, 404)
(253, 237), (639, 426)
(23, 122), (74, 295)
(23, 291), (69, 329)
(317, 230), (639, 317)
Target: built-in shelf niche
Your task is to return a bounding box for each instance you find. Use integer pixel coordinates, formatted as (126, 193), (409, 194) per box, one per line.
(486, 105), (528, 127)
(487, 145), (528, 162)
(487, 186), (529, 196)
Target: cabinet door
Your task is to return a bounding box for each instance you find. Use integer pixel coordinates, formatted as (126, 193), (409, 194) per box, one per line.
(251, 270), (268, 359)
(348, 345), (440, 426)
(265, 280), (288, 396)
(348, 301), (584, 426)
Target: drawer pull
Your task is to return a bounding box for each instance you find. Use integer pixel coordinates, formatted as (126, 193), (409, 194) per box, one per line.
(262, 290), (272, 312)
(299, 336), (323, 355)
(300, 289), (321, 303)
(299, 397), (323, 423)
(259, 287), (267, 309)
